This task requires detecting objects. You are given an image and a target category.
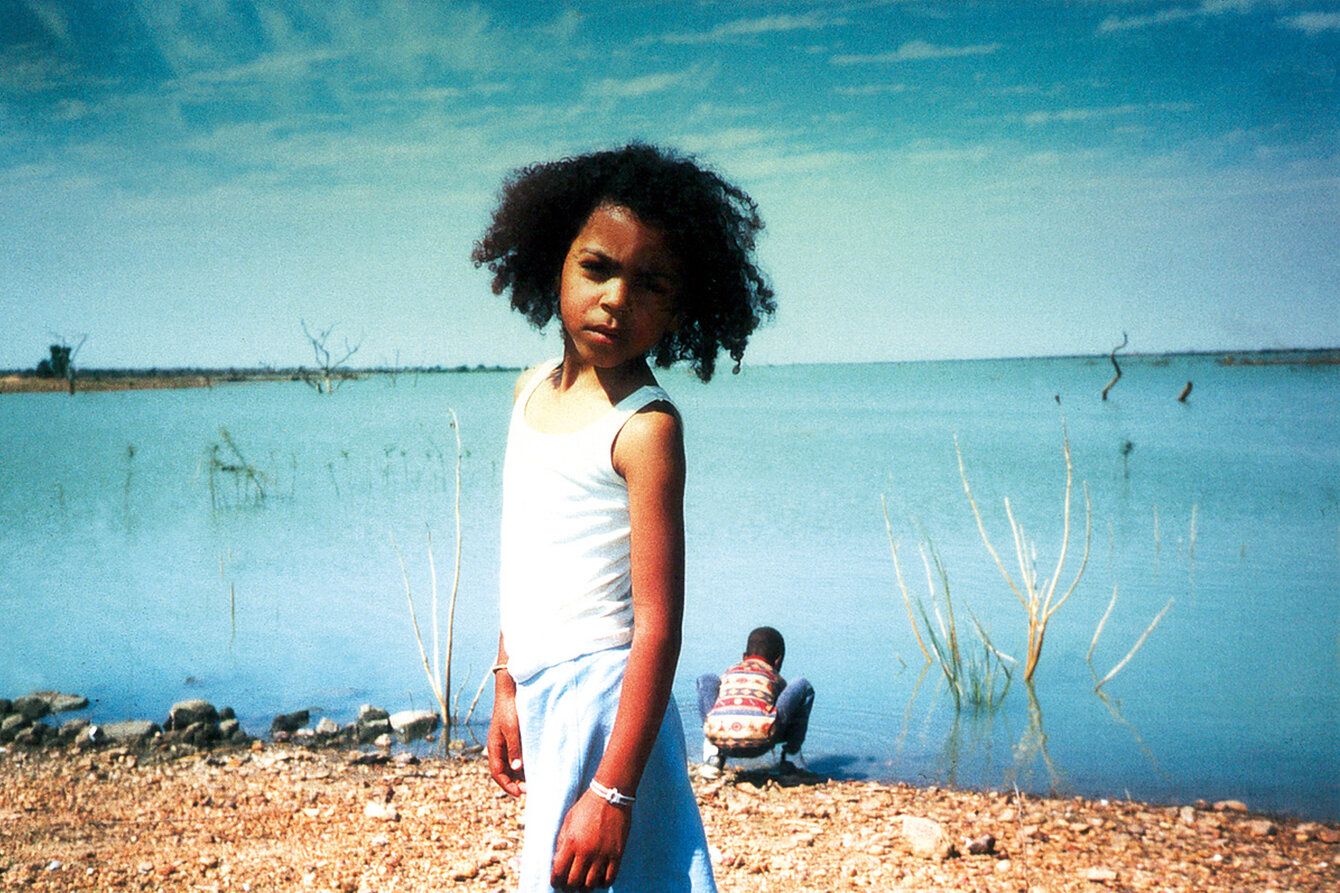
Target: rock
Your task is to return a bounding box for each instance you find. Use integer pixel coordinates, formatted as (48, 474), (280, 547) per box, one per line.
(1085, 867), (1119, 883)
(101, 720), (161, 745)
(1214, 799), (1248, 813)
(10, 695), (51, 721)
(965, 833), (996, 855)
(183, 721), (220, 747)
(389, 709), (439, 742)
(13, 722), (51, 746)
(167, 699), (218, 730)
(33, 691), (89, 714)
(363, 801), (399, 822)
(78, 724), (108, 749)
(219, 718), (241, 738)
(59, 718), (90, 742)
(1243, 819), (1277, 837)
(358, 704), (389, 723)
(356, 706), (391, 743)
(901, 815), (955, 860)
(349, 751), (390, 766)
(271, 710), (310, 734)
(1, 713), (29, 740)
(1316, 826), (1340, 844)
(0, 698), (11, 715)
(373, 733), (393, 749)
(315, 717), (340, 738)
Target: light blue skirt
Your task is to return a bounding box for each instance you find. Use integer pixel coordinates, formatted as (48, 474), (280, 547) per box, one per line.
(514, 647), (718, 892)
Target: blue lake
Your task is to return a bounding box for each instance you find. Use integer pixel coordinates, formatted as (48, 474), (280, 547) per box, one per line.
(2, 355), (1337, 820)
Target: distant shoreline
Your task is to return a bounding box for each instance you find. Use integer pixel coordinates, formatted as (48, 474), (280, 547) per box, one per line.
(0, 365), (519, 395)
(2, 349), (1337, 395)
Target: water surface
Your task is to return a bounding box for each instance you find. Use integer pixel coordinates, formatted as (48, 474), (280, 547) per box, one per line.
(2, 356), (1336, 820)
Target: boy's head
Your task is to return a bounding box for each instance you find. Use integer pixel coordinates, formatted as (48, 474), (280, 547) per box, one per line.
(473, 143), (774, 381)
(745, 626), (785, 669)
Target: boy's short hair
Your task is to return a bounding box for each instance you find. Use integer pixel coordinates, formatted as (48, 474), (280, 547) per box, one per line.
(745, 626), (785, 666)
(472, 143), (775, 382)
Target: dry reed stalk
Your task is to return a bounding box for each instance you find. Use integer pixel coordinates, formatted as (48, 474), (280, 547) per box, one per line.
(391, 410), (465, 744)
(882, 495), (932, 664)
(956, 428), (1091, 683)
(1091, 593), (1174, 691)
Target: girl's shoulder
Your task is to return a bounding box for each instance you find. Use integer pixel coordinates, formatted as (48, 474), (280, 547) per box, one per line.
(612, 398), (684, 482)
(512, 360), (560, 403)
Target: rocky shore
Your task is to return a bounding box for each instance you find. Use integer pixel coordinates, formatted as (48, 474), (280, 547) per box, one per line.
(2, 692), (1337, 891)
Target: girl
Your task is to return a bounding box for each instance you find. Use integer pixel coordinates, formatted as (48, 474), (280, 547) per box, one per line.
(473, 143), (774, 892)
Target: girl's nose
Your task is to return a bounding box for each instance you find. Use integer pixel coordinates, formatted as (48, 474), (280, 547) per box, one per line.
(600, 278), (630, 313)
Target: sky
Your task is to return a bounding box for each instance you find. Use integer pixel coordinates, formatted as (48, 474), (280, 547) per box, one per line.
(2, 0), (1337, 371)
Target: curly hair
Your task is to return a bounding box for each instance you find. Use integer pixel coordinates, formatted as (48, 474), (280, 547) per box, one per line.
(472, 143), (774, 381)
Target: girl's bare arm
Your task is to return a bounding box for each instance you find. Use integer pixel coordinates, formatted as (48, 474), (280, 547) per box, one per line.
(487, 634), (525, 796)
(549, 405), (686, 891)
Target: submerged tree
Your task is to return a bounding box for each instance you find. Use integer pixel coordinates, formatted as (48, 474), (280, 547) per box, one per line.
(299, 320), (362, 393)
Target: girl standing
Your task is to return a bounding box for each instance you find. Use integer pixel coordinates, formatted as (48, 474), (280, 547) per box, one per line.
(473, 144), (774, 892)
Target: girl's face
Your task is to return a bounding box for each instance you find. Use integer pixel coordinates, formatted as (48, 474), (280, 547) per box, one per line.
(558, 203), (681, 372)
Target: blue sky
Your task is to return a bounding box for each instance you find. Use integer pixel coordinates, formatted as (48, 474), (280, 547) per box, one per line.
(2, 1), (1337, 370)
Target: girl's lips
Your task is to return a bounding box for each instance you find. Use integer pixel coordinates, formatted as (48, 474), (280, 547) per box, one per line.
(587, 324), (620, 342)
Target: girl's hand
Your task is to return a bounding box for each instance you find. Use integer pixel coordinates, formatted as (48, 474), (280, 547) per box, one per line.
(549, 790), (632, 891)
(487, 674), (525, 797)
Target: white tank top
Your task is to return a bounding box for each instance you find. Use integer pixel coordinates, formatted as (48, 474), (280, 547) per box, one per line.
(499, 361), (676, 683)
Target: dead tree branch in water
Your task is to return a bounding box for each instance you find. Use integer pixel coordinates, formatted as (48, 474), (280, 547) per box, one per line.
(300, 320), (362, 393)
(1178, 381), (1193, 402)
(1101, 332), (1128, 401)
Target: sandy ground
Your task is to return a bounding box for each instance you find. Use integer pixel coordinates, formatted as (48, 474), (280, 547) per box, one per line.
(2, 742), (1336, 892)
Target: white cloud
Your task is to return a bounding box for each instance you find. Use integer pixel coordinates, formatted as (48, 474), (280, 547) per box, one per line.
(19, 0), (71, 46)
(831, 40), (1000, 64)
(1098, 0), (1255, 34)
(659, 12), (843, 45)
(583, 70), (689, 99)
(1281, 12), (1340, 34)
(834, 82), (912, 96)
(1022, 102), (1195, 126)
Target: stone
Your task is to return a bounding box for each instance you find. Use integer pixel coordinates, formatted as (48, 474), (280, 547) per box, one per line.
(59, 718), (90, 742)
(389, 709), (440, 742)
(1085, 867), (1119, 883)
(358, 704), (389, 723)
(356, 705), (392, 743)
(1214, 799), (1248, 813)
(167, 699), (218, 730)
(901, 815), (955, 860)
(1243, 819), (1277, 837)
(363, 801), (399, 822)
(33, 691), (89, 714)
(315, 717), (340, 737)
(219, 718), (241, 738)
(10, 695), (51, 721)
(101, 720), (161, 745)
(965, 833), (996, 855)
(12, 722), (51, 746)
(183, 721), (220, 747)
(271, 709), (310, 734)
(1, 713), (29, 740)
